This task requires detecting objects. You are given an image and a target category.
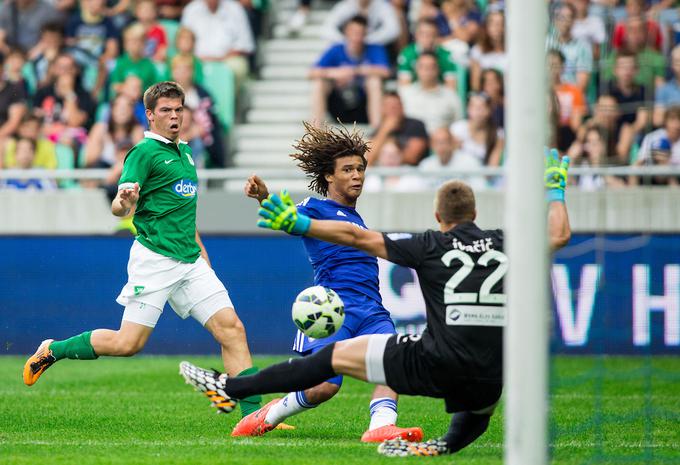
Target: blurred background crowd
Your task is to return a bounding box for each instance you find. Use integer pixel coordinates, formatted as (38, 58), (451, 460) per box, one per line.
(1, 0), (680, 193)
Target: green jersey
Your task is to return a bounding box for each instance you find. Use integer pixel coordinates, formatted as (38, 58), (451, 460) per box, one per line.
(397, 44), (458, 82)
(119, 131), (200, 263)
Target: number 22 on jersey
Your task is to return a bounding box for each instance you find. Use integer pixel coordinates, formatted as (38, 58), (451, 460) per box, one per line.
(441, 250), (508, 305)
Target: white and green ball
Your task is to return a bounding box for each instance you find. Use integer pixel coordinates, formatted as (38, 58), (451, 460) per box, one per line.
(292, 286), (345, 339)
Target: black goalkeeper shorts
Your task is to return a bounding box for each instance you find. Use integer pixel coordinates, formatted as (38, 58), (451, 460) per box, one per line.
(367, 334), (502, 414)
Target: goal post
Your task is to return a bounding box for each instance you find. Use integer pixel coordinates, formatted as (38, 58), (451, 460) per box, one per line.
(504, 1), (550, 465)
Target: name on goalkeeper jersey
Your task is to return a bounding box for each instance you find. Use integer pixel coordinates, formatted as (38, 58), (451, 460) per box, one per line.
(451, 237), (495, 253)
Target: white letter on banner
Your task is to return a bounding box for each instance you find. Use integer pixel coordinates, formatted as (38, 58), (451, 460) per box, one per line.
(632, 265), (680, 346)
(551, 264), (601, 346)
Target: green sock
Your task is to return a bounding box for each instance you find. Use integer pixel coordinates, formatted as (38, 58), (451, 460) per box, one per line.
(50, 331), (99, 361)
(237, 366), (262, 417)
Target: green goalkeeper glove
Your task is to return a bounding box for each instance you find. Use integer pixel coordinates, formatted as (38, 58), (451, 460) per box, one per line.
(257, 190), (311, 235)
(545, 148), (570, 203)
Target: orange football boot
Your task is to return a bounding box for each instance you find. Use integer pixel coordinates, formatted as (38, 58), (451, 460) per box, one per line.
(23, 339), (57, 386)
(231, 398), (281, 437)
(360, 424), (424, 443)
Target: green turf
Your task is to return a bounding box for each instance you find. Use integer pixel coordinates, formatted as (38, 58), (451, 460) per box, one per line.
(1, 356), (678, 464)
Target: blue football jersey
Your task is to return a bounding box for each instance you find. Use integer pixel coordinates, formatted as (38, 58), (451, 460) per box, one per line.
(297, 197), (382, 305)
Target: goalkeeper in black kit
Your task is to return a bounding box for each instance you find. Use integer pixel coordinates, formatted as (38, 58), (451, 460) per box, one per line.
(180, 149), (571, 456)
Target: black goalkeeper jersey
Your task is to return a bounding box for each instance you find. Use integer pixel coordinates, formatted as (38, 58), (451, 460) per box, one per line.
(383, 222), (505, 383)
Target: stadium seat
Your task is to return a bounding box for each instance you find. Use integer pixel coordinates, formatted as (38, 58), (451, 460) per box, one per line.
(159, 19), (180, 58)
(201, 61), (236, 129)
(21, 63), (37, 96)
(457, 65), (468, 118)
(55, 144), (79, 189)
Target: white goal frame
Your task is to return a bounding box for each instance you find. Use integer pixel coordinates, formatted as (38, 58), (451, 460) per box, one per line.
(504, 1), (549, 464)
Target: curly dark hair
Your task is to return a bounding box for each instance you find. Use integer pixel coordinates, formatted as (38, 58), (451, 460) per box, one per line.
(290, 122), (369, 196)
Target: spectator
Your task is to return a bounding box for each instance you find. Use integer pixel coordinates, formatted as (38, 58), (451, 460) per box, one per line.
(605, 51), (649, 146)
(612, 0), (662, 52)
(2, 137), (56, 190)
(181, 0), (254, 90)
(0, 53), (28, 148)
(368, 91), (429, 165)
(418, 126), (487, 190)
(469, 10), (506, 92)
(449, 92), (504, 166)
(83, 94), (144, 167)
(105, 0), (134, 30)
(632, 136), (678, 186)
(438, 0), (482, 66)
(171, 27), (204, 84)
(321, 0), (400, 46)
(568, 0), (606, 59)
(602, 16), (665, 93)
(577, 94), (632, 163)
(438, 0), (482, 46)
(94, 74), (147, 128)
(110, 23), (159, 95)
(363, 138), (427, 192)
(654, 45), (680, 127)
(135, 0), (167, 63)
(480, 68), (504, 128)
(567, 126), (627, 189)
(4, 48), (29, 93)
(0, 0), (61, 55)
(34, 52), (96, 147)
(171, 54), (226, 167)
(64, 0), (120, 96)
(398, 52), (462, 135)
(28, 22), (65, 87)
(397, 18), (458, 90)
(549, 49), (586, 151)
(64, 0), (119, 64)
(309, 15), (390, 127)
(634, 106), (680, 170)
(2, 113), (58, 169)
(546, 2), (593, 93)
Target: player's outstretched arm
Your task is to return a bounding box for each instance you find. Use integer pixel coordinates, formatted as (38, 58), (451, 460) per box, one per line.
(307, 218), (388, 259)
(545, 149), (572, 251)
(257, 190), (389, 259)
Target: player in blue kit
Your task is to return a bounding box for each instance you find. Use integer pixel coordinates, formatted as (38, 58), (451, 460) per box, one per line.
(229, 123), (422, 441)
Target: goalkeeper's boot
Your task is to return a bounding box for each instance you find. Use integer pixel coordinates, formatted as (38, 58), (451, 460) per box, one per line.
(231, 398), (280, 437)
(179, 361), (238, 414)
(23, 339), (57, 386)
(377, 438), (450, 457)
(361, 424), (424, 443)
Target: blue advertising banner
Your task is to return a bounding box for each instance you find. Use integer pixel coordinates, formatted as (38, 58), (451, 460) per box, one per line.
(1, 235), (678, 355)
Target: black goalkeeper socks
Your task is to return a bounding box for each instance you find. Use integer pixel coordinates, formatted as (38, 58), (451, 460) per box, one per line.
(224, 343), (337, 399)
(442, 412), (491, 453)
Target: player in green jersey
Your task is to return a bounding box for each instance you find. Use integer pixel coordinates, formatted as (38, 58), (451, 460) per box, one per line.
(23, 81), (263, 419)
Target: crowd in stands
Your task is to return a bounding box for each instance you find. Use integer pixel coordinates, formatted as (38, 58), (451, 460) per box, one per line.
(310, 0), (680, 190)
(0, 0), (262, 192)
(2, 0), (680, 193)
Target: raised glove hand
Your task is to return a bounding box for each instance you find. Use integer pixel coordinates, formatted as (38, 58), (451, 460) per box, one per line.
(257, 190), (311, 235)
(545, 148), (570, 203)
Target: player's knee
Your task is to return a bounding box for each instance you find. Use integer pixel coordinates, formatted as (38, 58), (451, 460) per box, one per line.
(211, 311), (246, 344)
(114, 338), (144, 357)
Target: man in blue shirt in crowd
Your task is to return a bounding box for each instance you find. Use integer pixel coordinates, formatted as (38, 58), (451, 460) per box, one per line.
(226, 122), (422, 442)
(309, 15), (390, 128)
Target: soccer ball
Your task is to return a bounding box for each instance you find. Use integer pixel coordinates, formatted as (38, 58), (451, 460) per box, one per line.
(292, 286), (345, 339)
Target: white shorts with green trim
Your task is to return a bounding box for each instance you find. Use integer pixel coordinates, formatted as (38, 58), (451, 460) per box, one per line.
(117, 240), (233, 328)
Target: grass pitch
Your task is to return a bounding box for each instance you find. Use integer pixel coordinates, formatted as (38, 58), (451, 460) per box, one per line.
(1, 355), (678, 465)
